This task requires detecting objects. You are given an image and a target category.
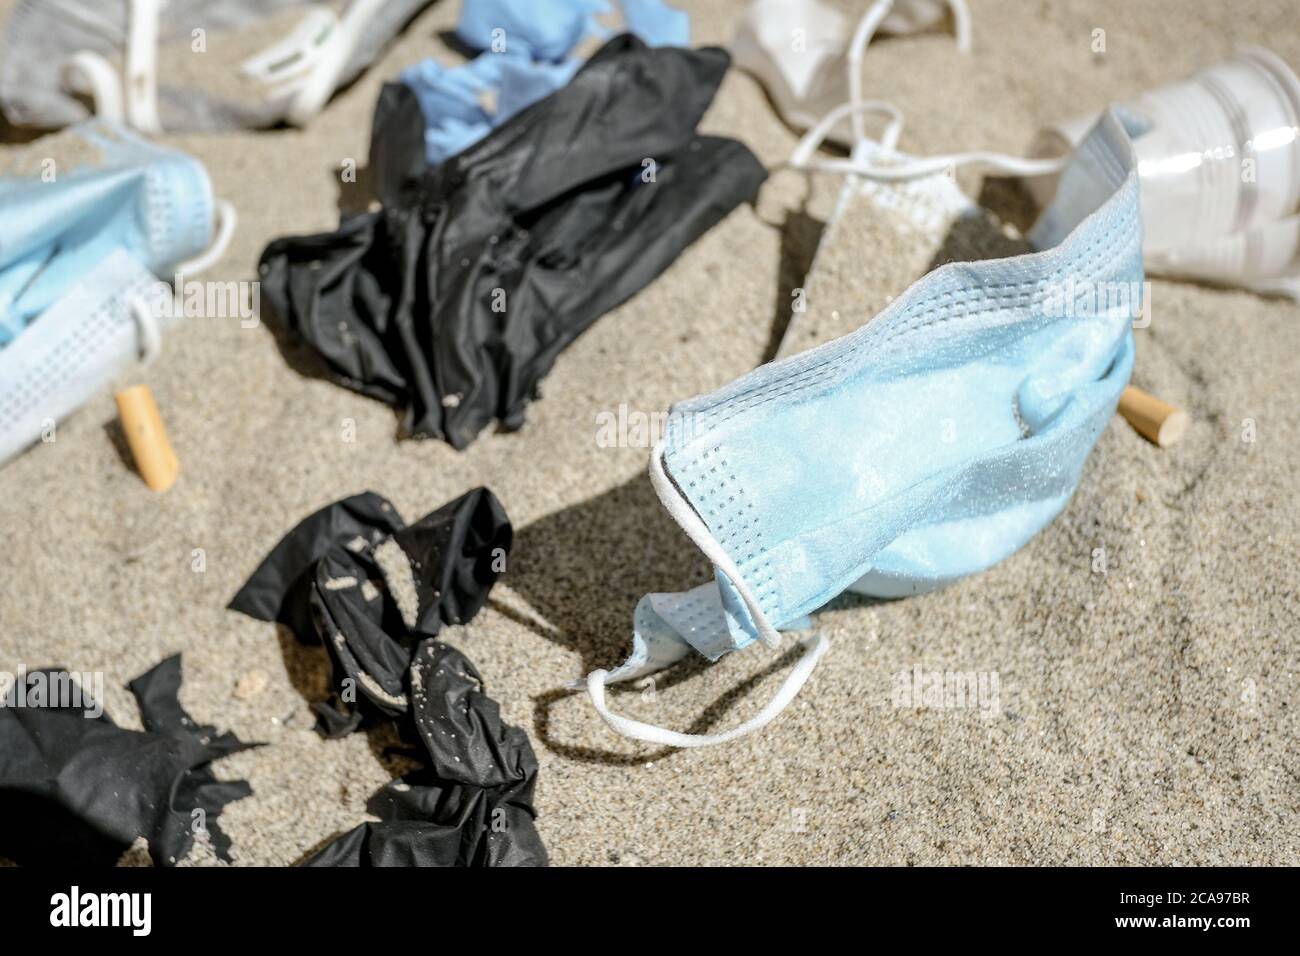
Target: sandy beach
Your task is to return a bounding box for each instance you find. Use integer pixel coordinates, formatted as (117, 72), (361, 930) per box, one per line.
(0, 0), (1296, 865)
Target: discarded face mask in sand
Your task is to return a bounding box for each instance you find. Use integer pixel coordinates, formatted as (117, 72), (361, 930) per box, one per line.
(0, 120), (234, 467)
(1027, 45), (1300, 300)
(0, 655), (257, 866)
(230, 490), (546, 866)
(301, 639), (547, 867)
(260, 36), (767, 449)
(403, 0), (689, 165)
(579, 109), (1144, 747)
(229, 489), (512, 737)
(0, 0), (433, 132)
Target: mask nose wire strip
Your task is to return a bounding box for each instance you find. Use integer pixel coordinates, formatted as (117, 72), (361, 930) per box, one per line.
(584, 632), (829, 748)
(810, 0), (1064, 181)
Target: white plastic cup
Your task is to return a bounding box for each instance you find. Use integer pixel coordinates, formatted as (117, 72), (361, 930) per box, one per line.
(1146, 213), (1300, 297)
(1029, 45), (1300, 292)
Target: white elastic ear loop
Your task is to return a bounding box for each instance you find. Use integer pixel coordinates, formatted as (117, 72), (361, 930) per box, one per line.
(847, 0), (896, 145)
(648, 437), (783, 649)
(790, 99), (1068, 180)
(124, 0), (162, 134)
(846, 0), (972, 143)
(62, 52), (126, 123)
(129, 295), (161, 364)
(584, 631), (829, 748)
(60, 0), (162, 131)
(823, 0), (1062, 181)
(946, 0), (973, 55)
(790, 99), (905, 170)
(175, 200), (237, 277)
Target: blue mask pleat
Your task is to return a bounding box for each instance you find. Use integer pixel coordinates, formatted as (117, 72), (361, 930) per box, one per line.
(659, 109), (1142, 654)
(0, 121), (214, 347)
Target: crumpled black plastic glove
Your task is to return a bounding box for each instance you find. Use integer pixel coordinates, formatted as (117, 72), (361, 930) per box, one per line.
(232, 489), (544, 866)
(258, 34), (767, 449)
(301, 640), (546, 867)
(0, 655), (257, 866)
(229, 488), (511, 737)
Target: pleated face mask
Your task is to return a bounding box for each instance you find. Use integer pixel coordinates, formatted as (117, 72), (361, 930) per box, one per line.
(0, 120), (232, 465)
(581, 109), (1144, 747)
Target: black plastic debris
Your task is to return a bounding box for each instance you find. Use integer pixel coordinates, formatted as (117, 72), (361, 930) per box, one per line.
(0, 655), (256, 867)
(301, 639), (546, 867)
(258, 35), (768, 449)
(232, 489), (545, 866)
(229, 488), (512, 736)
(227, 491), (405, 642)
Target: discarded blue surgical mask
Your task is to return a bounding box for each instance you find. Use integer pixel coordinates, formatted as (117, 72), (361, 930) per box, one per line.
(405, 0), (689, 165)
(580, 109), (1144, 747)
(0, 120), (233, 465)
(0, 123), (228, 343)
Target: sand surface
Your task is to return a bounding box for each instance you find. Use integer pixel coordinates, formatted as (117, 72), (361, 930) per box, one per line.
(1, 0), (1296, 865)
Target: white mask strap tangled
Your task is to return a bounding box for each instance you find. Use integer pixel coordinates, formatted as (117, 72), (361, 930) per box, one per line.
(581, 438), (829, 747)
(794, 0), (1067, 180)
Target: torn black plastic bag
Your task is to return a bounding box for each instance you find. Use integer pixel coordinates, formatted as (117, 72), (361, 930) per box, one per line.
(258, 34), (768, 449)
(0, 656), (256, 867)
(229, 488), (512, 736)
(301, 639), (546, 867)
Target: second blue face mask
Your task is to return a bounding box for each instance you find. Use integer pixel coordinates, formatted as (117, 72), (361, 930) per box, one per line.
(0, 121), (217, 345)
(580, 110), (1144, 747)
(0, 120), (231, 466)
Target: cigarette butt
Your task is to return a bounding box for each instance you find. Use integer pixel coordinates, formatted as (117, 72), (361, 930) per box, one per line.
(1118, 385), (1188, 448)
(115, 385), (179, 492)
